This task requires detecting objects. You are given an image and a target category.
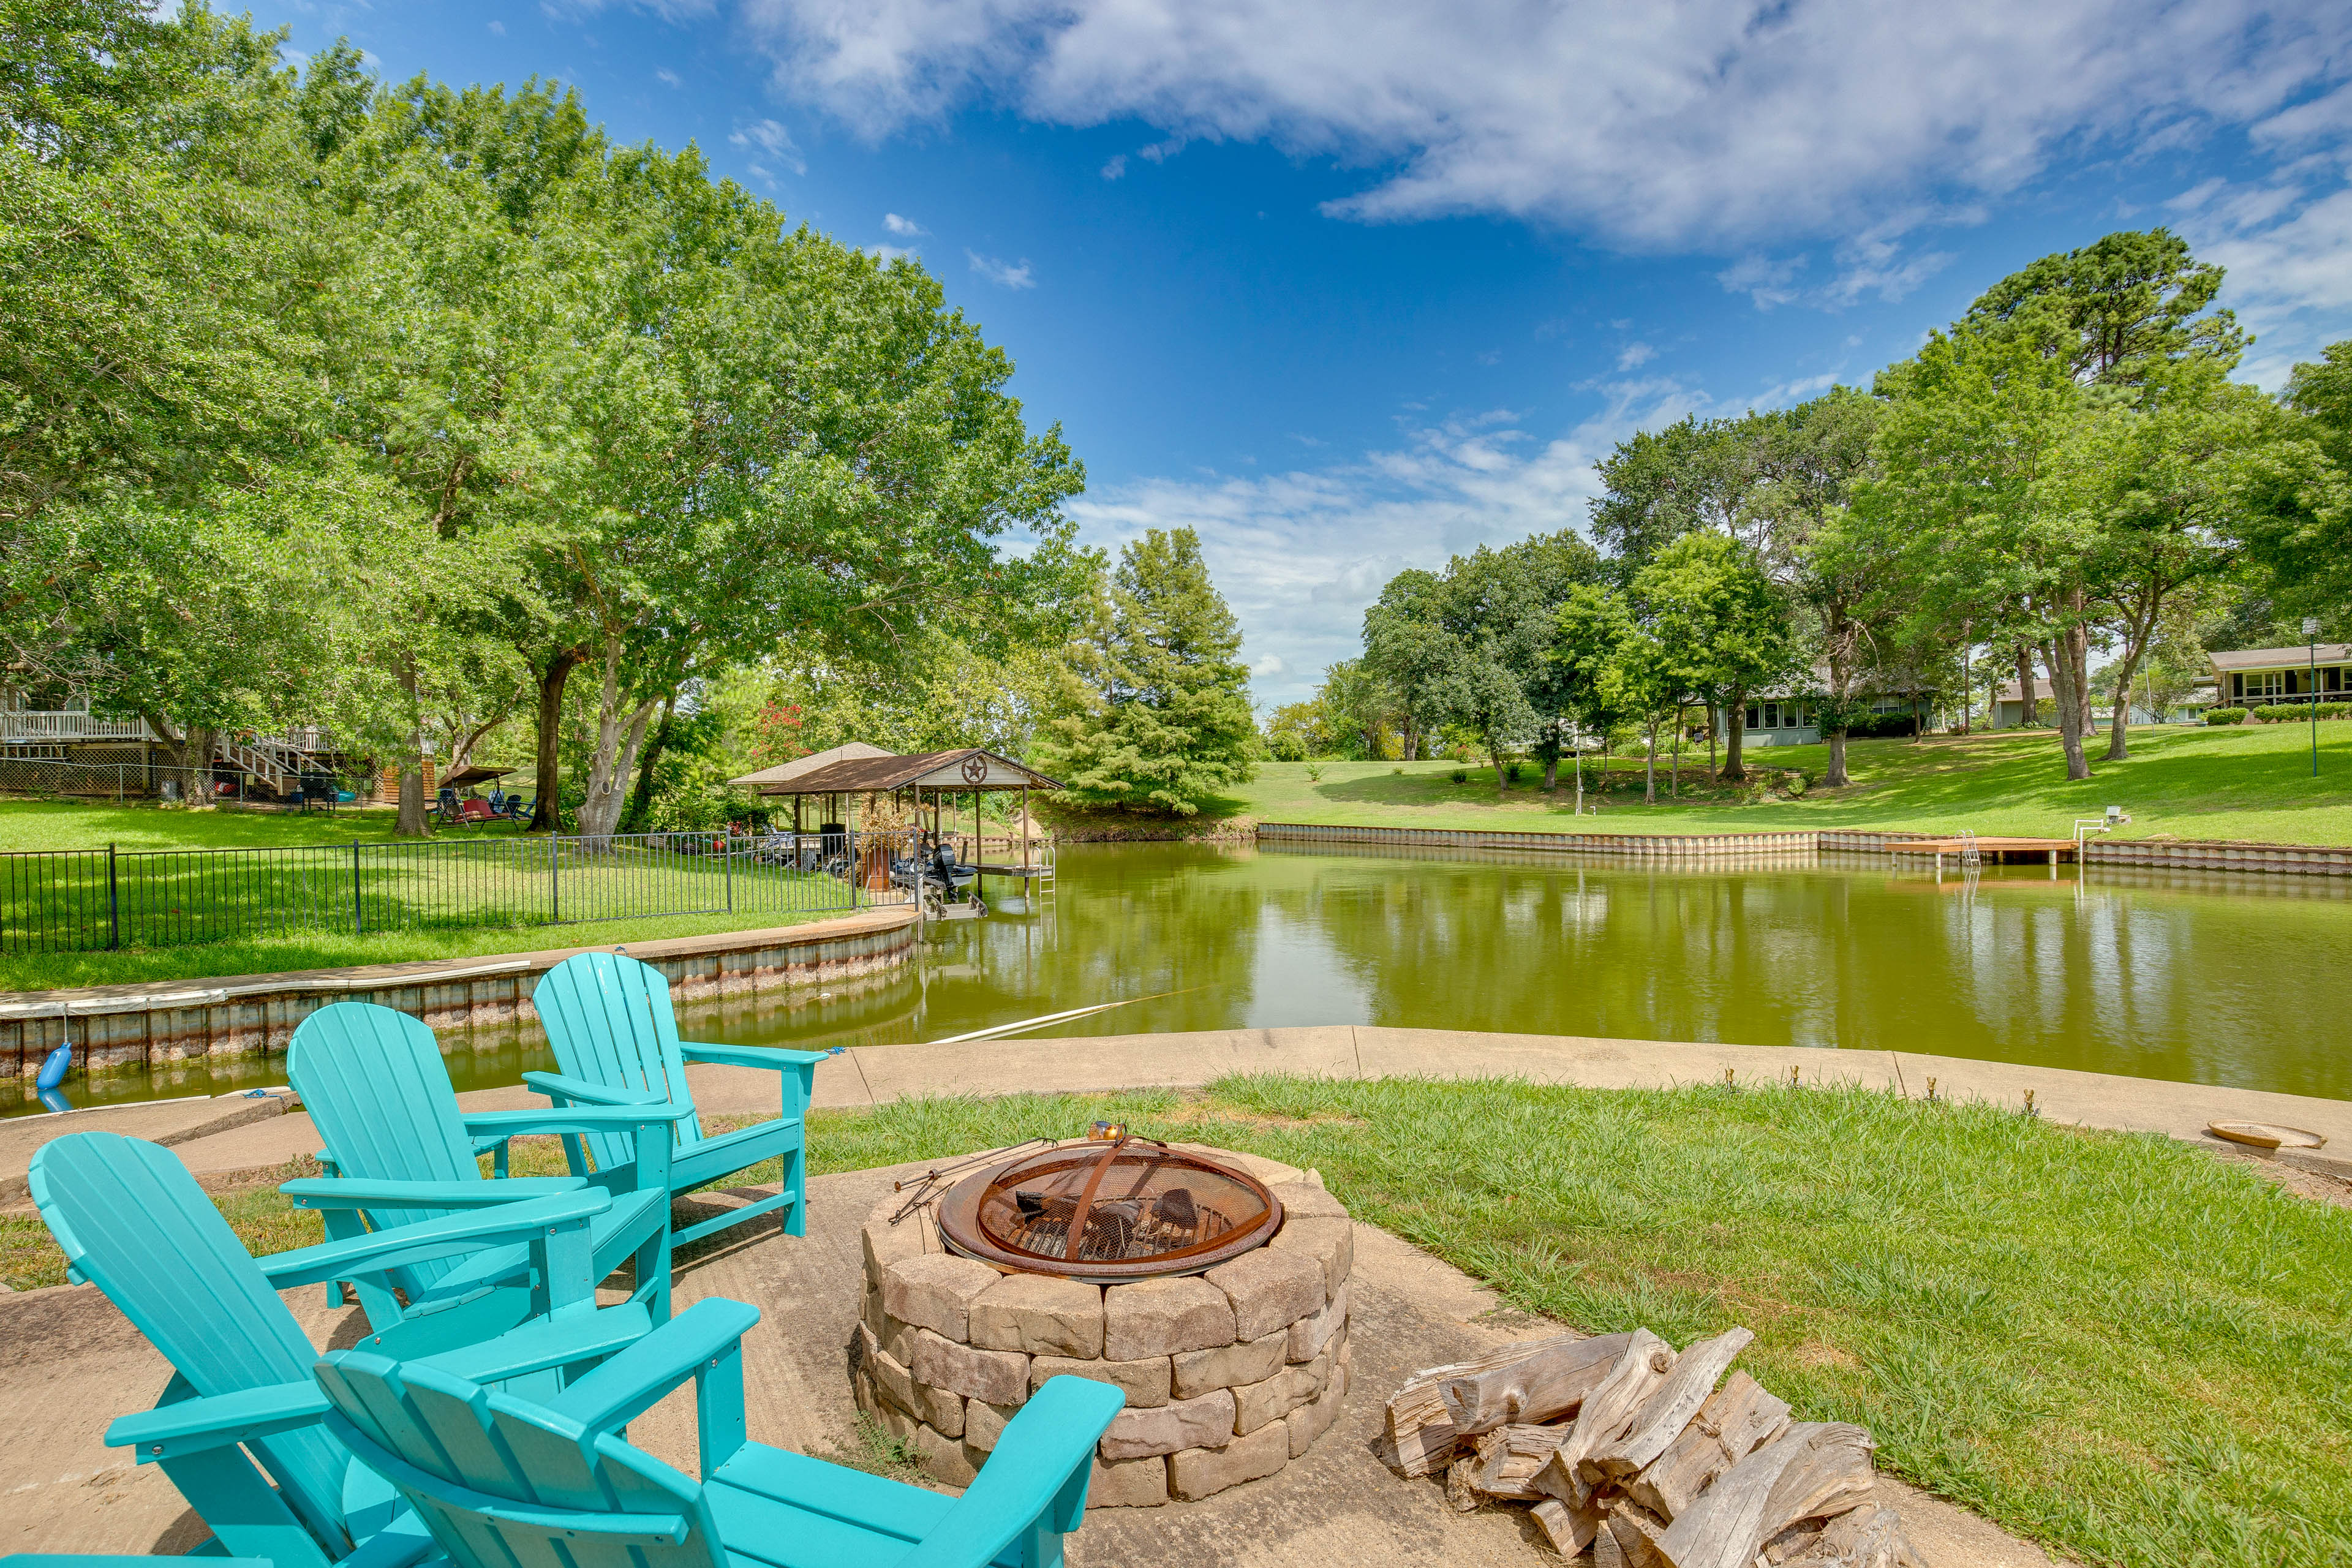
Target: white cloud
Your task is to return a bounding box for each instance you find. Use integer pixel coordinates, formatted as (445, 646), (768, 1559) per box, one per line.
(967, 250), (1036, 287)
(656, 68), (684, 86)
(1100, 153), (1128, 179)
(2173, 165), (2352, 387)
(488, 19), (506, 34)
(728, 118), (807, 175)
(738, 0), (2351, 251)
(883, 211), (925, 236)
(1616, 342), (1655, 370)
(1068, 383), (1704, 703)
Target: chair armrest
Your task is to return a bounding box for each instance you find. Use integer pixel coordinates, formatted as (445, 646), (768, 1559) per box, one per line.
(678, 1041), (834, 1071)
(891, 1377), (1126, 1568)
(522, 1070), (665, 1107)
(544, 1297), (761, 1439)
(463, 1105), (695, 1137)
(256, 1191), (612, 1288)
(108, 1381), (330, 1460)
(281, 1176), (590, 1211)
(417, 1303), (655, 1384)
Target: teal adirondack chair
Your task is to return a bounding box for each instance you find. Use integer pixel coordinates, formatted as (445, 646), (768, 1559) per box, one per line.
(286, 1001), (693, 1331)
(530, 951), (831, 1248)
(316, 1297), (1126, 1568)
(27, 1131), (655, 1568)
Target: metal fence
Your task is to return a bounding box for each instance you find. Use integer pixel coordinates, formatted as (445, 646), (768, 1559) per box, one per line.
(0, 755), (157, 802)
(0, 829), (916, 954)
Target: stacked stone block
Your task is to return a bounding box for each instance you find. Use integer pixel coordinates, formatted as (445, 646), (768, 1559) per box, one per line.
(853, 1153), (1354, 1506)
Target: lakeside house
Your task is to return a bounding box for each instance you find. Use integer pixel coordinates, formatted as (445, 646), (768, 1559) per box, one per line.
(1711, 676), (1936, 748)
(1989, 678), (2211, 728)
(1, 682), (352, 801)
(2209, 643), (2352, 707)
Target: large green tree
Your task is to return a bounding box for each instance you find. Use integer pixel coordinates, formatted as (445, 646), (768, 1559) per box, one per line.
(1038, 528), (1256, 816)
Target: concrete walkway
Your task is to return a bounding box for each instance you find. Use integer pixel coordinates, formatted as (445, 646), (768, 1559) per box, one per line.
(0, 1156), (2054, 1568)
(108, 1024), (2352, 1191)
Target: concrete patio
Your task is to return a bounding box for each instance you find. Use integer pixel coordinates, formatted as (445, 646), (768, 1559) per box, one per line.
(1, 1152), (2058, 1567)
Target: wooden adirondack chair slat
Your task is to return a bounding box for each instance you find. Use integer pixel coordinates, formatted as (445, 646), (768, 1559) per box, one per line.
(532, 953), (821, 1250)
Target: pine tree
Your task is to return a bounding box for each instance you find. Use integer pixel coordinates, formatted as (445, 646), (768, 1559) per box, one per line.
(1039, 527), (1257, 815)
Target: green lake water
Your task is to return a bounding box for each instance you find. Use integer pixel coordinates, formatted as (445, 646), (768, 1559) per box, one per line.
(15, 841), (2352, 1114)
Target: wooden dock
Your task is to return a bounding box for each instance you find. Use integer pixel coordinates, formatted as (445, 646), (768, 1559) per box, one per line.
(1888, 837), (2075, 873)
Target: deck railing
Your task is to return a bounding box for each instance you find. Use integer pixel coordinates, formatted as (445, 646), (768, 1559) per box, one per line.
(0, 712), (154, 741)
(0, 829), (912, 955)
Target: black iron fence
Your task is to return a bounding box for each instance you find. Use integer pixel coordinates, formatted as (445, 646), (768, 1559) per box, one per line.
(0, 829), (917, 955)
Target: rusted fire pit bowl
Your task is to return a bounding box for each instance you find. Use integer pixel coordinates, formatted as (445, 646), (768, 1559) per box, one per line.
(854, 1142), (1354, 1507)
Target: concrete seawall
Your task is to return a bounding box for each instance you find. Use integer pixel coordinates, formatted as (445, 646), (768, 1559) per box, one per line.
(2, 908), (918, 1080)
(1259, 820), (2352, 875)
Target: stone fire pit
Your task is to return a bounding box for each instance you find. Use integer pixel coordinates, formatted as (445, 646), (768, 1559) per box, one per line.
(854, 1143), (1354, 1506)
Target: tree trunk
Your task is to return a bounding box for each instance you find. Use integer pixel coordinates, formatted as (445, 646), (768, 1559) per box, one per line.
(2041, 630), (2091, 782)
(396, 764), (429, 837)
(576, 632), (662, 840)
(1706, 704), (1716, 778)
(2013, 644), (2038, 728)
(1489, 734), (1508, 790)
(1669, 706), (1683, 797)
(527, 647), (582, 834)
(1823, 646), (1853, 790)
(620, 690), (679, 833)
(2106, 672), (2133, 761)
(1643, 721), (1657, 804)
(1402, 716), (1419, 761)
(1719, 687), (1747, 781)
(394, 662), (431, 839)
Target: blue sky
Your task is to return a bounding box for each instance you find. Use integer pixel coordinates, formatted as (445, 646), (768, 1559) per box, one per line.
(246, 1), (2352, 706)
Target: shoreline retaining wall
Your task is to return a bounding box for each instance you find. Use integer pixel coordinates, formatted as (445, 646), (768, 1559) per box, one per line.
(1256, 820), (2352, 875)
(2, 908), (918, 1080)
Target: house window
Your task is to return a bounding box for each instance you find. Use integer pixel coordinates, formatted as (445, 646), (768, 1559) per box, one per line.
(2246, 671), (2286, 699)
(1746, 704), (1762, 730)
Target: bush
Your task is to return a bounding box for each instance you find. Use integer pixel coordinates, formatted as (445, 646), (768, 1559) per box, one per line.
(2248, 702), (2349, 723)
(1449, 768), (1469, 783)
(1836, 712), (1920, 739)
(1268, 732), (1308, 762)
(1506, 761), (1525, 785)
(2205, 707), (2248, 725)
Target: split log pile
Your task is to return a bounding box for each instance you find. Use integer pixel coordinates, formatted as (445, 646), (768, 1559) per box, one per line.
(1385, 1327), (1924, 1567)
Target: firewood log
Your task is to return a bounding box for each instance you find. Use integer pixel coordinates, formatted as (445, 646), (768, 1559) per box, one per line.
(1433, 1330), (1635, 1437)
(1653, 1423), (1875, 1568)
(1385, 1332), (1620, 1476)
(1530, 1496), (1604, 1556)
(1529, 1329), (1676, 1505)
(1470, 1422), (1570, 1499)
(1444, 1453), (1482, 1512)
(1625, 1370), (1790, 1521)
(1777, 1504), (1924, 1568)
(1588, 1327), (1753, 1480)
(1607, 1502), (1674, 1568)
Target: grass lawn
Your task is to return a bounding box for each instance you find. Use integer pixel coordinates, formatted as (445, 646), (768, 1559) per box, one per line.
(10, 1076), (2342, 1567)
(1229, 720), (2352, 844)
(0, 799), (420, 851)
(0, 905), (846, 992)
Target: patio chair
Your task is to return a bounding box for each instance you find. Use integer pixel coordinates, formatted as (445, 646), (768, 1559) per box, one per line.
(530, 951), (832, 1250)
(26, 1131), (655, 1568)
(315, 1298), (1125, 1568)
(286, 1002), (693, 1331)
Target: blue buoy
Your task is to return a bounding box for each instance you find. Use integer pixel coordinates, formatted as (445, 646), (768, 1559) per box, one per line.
(34, 1042), (72, 1093)
(37, 1087), (72, 1114)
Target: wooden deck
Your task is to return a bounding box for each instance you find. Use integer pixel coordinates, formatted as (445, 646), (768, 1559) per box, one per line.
(1888, 837), (2076, 870)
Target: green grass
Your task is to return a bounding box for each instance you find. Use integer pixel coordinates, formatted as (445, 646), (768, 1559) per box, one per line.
(0, 800), (417, 851)
(15, 1077), (2337, 1566)
(0, 906), (843, 992)
(1230, 721), (2352, 844)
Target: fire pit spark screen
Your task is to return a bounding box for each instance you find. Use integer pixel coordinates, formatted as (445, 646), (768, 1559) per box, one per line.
(935, 1128), (1284, 1282)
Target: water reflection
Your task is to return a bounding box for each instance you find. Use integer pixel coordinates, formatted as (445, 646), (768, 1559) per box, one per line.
(718, 843), (2352, 1100)
(17, 842), (2348, 1115)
